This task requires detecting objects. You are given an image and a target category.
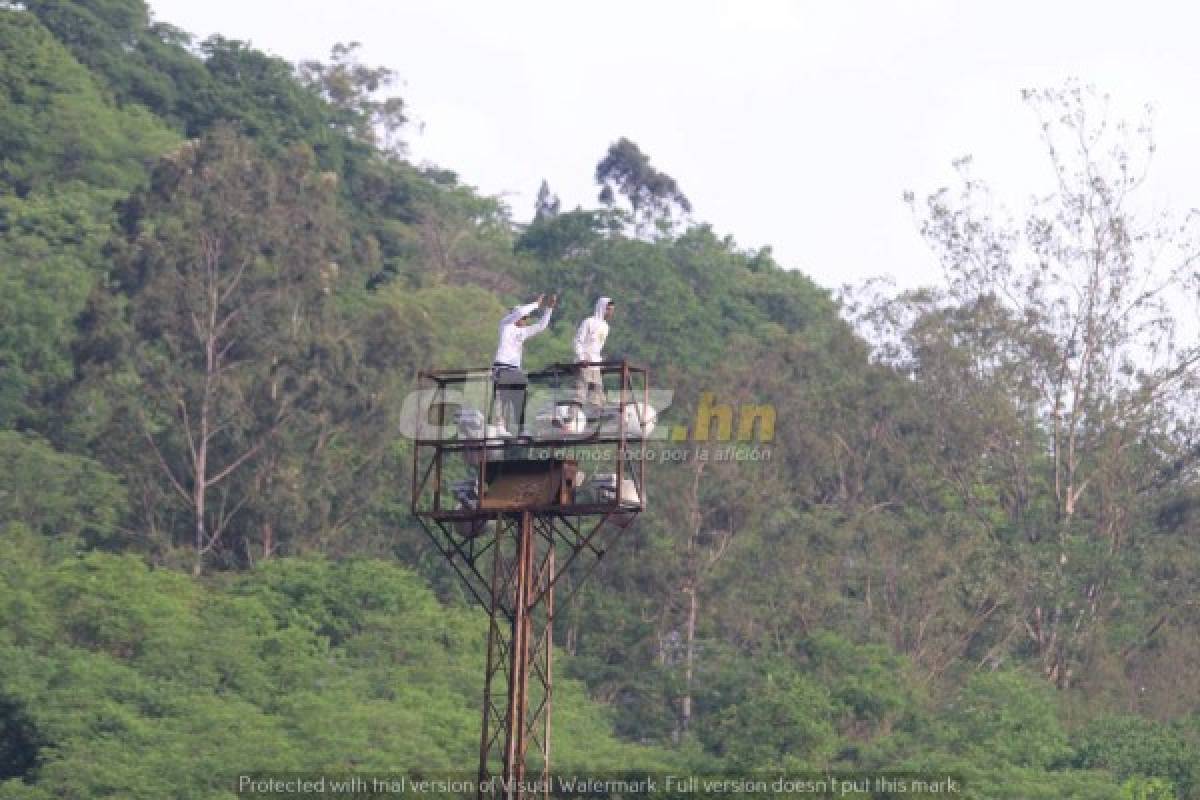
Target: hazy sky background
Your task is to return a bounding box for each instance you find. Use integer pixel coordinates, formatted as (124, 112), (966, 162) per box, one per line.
(148, 1), (1200, 292)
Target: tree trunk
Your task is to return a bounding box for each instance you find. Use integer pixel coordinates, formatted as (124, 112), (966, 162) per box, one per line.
(192, 492), (206, 577)
(680, 583), (697, 738)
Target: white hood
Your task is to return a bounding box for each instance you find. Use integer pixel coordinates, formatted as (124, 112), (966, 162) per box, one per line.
(575, 297), (612, 363)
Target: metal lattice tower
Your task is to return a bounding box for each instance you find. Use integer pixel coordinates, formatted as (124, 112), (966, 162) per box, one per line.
(410, 362), (649, 798)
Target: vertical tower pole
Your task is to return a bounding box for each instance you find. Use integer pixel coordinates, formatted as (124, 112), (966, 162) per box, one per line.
(503, 510), (534, 793)
(475, 511), (559, 799)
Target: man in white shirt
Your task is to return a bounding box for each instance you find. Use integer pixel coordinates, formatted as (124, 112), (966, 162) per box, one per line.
(491, 293), (555, 435)
(573, 296), (615, 411)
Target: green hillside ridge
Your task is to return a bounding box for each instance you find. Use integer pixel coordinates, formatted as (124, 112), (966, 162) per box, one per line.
(2, 2), (1200, 798)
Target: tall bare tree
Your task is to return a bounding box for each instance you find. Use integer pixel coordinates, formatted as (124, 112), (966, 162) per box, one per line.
(115, 127), (342, 574)
(869, 83), (1200, 687)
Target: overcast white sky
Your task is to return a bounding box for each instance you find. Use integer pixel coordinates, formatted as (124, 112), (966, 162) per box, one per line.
(148, 0), (1200, 292)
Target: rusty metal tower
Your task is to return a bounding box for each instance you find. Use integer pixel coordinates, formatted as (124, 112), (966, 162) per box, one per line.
(410, 361), (650, 797)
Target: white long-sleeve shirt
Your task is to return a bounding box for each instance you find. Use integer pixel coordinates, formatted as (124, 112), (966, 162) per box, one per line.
(494, 301), (552, 368)
(574, 296), (612, 363)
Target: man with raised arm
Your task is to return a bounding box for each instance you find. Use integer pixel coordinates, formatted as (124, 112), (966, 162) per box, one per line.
(491, 293), (556, 435)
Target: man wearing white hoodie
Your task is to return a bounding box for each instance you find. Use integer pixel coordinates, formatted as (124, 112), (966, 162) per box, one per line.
(573, 296), (615, 411)
(491, 293), (556, 435)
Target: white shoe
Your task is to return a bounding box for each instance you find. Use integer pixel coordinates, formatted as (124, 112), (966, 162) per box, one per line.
(485, 424), (513, 442)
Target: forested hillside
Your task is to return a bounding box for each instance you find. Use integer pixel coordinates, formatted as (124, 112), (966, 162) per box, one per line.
(2, 2), (1200, 798)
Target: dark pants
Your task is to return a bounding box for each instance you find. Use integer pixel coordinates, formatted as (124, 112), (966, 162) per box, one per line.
(491, 364), (528, 433)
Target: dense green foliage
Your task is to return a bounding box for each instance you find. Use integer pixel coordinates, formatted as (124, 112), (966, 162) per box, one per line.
(0, 530), (671, 798)
(3, 2), (1200, 798)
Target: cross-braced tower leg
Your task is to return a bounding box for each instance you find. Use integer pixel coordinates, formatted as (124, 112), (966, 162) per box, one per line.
(477, 512), (556, 799)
